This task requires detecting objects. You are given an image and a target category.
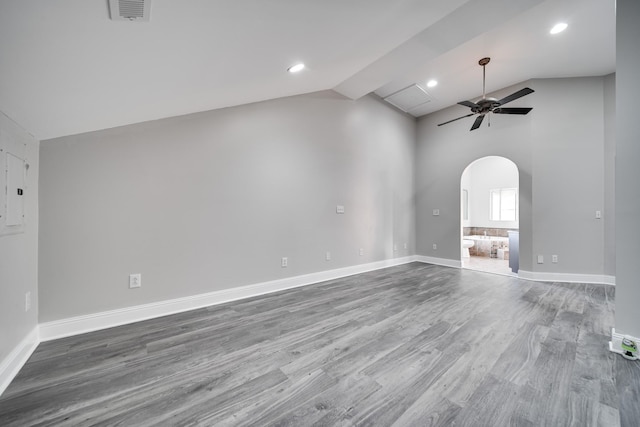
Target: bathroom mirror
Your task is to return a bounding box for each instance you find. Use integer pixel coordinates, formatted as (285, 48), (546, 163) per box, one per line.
(462, 189), (469, 220)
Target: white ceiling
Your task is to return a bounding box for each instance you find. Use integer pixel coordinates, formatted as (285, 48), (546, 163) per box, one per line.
(0, 0), (615, 140)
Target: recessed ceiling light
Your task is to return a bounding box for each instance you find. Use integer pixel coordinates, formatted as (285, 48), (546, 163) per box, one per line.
(426, 80), (438, 88)
(288, 63), (305, 73)
(550, 22), (568, 34)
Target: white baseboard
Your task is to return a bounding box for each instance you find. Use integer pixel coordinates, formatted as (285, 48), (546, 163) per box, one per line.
(0, 327), (39, 397)
(414, 255), (461, 268)
(518, 270), (615, 286)
(39, 256), (418, 342)
(609, 328), (639, 359)
(414, 257), (616, 286)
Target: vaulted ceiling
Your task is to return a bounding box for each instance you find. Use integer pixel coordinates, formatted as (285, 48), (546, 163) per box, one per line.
(0, 0), (615, 140)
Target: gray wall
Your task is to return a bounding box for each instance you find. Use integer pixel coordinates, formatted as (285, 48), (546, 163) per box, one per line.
(416, 76), (611, 276)
(615, 0), (640, 338)
(416, 81), (534, 270)
(0, 111), (39, 363)
(529, 77), (606, 275)
(38, 92), (416, 322)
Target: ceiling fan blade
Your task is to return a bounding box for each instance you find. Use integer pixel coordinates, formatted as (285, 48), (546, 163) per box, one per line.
(497, 87), (534, 106)
(437, 113), (475, 127)
(458, 100), (479, 109)
(470, 114), (485, 131)
(493, 107), (533, 115)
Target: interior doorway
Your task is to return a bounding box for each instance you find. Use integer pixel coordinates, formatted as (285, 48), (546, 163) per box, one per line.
(461, 156), (518, 276)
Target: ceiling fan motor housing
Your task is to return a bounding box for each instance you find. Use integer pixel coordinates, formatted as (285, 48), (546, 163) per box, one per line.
(472, 98), (501, 114)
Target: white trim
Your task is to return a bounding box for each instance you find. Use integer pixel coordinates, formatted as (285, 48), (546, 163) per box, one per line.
(0, 327), (39, 397)
(518, 270), (615, 286)
(609, 328), (640, 359)
(412, 258), (616, 285)
(39, 256), (418, 342)
(414, 255), (461, 268)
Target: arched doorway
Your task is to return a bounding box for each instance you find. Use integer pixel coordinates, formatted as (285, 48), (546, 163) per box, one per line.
(460, 156), (518, 276)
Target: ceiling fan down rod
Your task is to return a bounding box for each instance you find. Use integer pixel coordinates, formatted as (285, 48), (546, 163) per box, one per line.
(479, 57), (490, 100)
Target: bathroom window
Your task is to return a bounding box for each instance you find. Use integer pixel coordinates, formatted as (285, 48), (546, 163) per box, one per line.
(490, 188), (517, 221)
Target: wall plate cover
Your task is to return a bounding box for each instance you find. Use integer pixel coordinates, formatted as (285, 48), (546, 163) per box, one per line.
(129, 273), (142, 288)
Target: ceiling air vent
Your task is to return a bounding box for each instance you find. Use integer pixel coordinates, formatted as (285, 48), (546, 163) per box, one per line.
(109, 0), (151, 22)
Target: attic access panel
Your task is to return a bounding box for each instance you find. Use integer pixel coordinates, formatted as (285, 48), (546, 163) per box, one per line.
(383, 84), (432, 115)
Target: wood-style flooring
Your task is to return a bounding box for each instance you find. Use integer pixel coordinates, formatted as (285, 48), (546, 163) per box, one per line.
(462, 255), (514, 277)
(1, 263), (639, 426)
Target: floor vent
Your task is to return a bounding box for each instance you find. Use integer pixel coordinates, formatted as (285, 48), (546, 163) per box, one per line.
(109, 0), (151, 22)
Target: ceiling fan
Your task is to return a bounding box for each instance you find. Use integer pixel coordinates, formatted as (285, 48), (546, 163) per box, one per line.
(437, 57), (534, 131)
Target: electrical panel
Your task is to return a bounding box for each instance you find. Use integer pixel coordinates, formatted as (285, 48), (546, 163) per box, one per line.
(0, 129), (27, 235)
(6, 153), (25, 225)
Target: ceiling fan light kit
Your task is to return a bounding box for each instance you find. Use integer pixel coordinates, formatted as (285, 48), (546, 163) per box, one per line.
(438, 57), (534, 131)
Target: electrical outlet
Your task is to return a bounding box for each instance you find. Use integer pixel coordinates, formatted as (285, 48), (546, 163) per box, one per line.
(326, 251), (331, 261)
(129, 273), (142, 288)
(433, 244), (437, 250)
(595, 210), (602, 219)
(394, 244), (398, 251)
(336, 205), (345, 214)
(281, 257), (288, 268)
(433, 209), (440, 216)
(359, 248), (364, 256)
(552, 255), (558, 263)
(537, 255), (544, 264)
(25, 292), (31, 312)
